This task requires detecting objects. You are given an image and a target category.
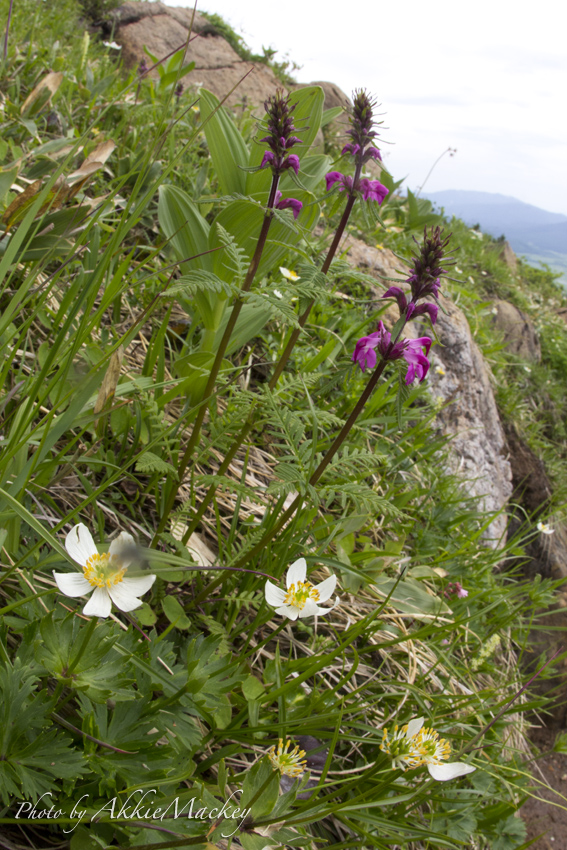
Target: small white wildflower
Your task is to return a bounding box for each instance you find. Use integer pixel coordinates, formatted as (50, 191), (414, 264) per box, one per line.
(380, 716), (475, 781)
(468, 276), (475, 284)
(53, 523), (155, 618)
(103, 41), (122, 50)
(265, 558), (337, 620)
(435, 365), (446, 376)
(454, 266), (462, 274)
(537, 521), (554, 535)
(280, 267), (300, 281)
(524, 366), (532, 373)
(273, 289), (283, 299)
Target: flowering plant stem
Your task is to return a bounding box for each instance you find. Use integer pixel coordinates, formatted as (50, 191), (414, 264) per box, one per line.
(151, 174), (280, 546)
(179, 194), (357, 546)
(193, 314), (407, 603)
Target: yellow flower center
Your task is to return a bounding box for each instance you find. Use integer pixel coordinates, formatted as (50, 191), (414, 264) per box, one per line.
(283, 581), (319, 610)
(411, 728), (452, 765)
(83, 553), (126, 588)
(268, 739), (307, 777)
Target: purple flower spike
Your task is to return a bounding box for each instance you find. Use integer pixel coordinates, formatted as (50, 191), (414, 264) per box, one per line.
(359, 178), (388, 204)
(407, 228), (453, 302)
(275, 190), (303, 220)
(402, 337), (432, 384)
(259, 90), (303, 177)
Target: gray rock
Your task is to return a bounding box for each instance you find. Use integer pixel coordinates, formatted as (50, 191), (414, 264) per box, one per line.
(491, 299), (541, 362)
(113, 1), (286, 109)
(342, 236), (512, 544)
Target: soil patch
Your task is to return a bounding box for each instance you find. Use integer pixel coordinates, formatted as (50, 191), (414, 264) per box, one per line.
(521, 727), (567, 849)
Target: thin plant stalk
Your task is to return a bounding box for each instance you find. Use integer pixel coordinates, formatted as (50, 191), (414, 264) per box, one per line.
(180, 193), (358, 545)
(151, 173), (280, 545)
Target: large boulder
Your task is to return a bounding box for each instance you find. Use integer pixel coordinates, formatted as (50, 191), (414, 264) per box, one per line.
(342, 236), (513, 544)
(112, 2), (285, 109)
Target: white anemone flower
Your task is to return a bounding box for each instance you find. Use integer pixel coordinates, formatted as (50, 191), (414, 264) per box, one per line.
(537, 521), (554, 535)
(279, 267), (300, 281)
(265, 558), (337, 620)
(381, 716), (476, 782)
(53, 523), (156, 618)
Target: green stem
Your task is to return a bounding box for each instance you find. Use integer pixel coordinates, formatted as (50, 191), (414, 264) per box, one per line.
(67, 615), (98, 678)
(151, 174), (281, 547)
(180, 193), (358, 546)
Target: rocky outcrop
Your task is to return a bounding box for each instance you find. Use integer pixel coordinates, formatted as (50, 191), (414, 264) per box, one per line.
(499, 240), (518, 272)
(342, 236), (513, 544)
(112, 1), (285, 108)
(492, 299), (541, 362)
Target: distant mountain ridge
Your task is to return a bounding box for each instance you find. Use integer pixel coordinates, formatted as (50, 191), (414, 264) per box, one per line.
(423, 190), (567, 279)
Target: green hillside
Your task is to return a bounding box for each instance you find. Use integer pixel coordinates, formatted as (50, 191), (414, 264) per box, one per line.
(1, 2), (567, 848)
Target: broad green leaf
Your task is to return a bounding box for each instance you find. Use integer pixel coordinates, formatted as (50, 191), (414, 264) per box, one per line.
(162, 595), (192, 629)
(211, 194), (319, 281)
(0, 164), (18, 206)
(371, 576), (451, 619)
(213, 300), (273, 356)
(158, 184), (212, 271)
(199, 88), (249, 196)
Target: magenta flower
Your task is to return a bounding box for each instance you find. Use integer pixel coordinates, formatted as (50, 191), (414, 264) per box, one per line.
(412, 302), (439, 324)
(444, 582), (468, 599)
(325, 171), (353, 193)
(352, 321), (431, 385)
(325, 171), (387, 204)
(402, 337), (431, 384)
(359, 178), (389, 203)
(274, 191), (303, 220)
(381, 287), (438, 326)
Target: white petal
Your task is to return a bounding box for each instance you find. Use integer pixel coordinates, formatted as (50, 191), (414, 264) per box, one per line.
(406, 717), (425, 738)
(265, 580), (286, 607)
(427, 762), (476, 781)
(53, 571), (92, 598)
(286, 558), (306, 588)
(109, 531), (136, 565)
(107, 580), (149, 612)
(65, 523), (98, 567)
(275, 605), (299, 620)
(83, 586), (112, 618)
(299, 598), (321, 618)
(310, 604), (336, 618)
(314, 574), (337, 603)
(119, 575), (156, 597)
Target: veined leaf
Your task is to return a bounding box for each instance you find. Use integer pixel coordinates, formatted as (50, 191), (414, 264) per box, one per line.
(199, 88), (249, 196)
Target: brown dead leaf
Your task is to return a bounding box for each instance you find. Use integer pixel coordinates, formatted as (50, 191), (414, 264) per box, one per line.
(94, 346), (124, 419)
(20, 72), (64, 117)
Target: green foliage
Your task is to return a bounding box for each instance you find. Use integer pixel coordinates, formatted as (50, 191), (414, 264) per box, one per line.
(0, 3), (564, 848)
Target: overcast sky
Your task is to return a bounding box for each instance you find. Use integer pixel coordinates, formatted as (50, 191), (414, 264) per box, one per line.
(170, 0), (566, 216)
